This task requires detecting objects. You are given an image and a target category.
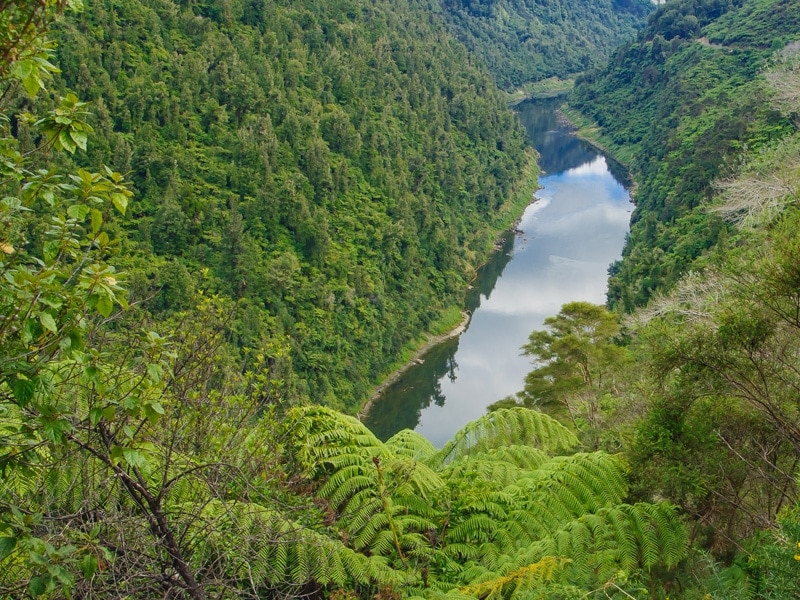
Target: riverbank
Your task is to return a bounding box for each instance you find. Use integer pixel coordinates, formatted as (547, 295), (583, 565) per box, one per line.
(557, 105), (635, 172)
(358, 152), (540, 420)
(505, 77), (575, 106)
(357, 310), (472, 420)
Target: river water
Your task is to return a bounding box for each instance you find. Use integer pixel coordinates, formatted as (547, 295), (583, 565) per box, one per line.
(363, 97), (634, 447)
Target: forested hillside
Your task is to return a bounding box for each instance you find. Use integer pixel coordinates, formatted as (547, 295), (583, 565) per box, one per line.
(0, 1), (684, 597)
(568, 0), (800, 309)
(7, 0), (800, 597)
(525, 0), (800, 595)
(41, 0), (534, 412)
(440, 0), (654, 90)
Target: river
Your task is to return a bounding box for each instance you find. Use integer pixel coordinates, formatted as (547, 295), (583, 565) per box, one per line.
(363, 97), (634, 447)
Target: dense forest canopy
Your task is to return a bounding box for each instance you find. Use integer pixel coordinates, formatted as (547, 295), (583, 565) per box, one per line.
(568, 0), (800, 308)
(4, 0), (800, 597)
(440, 0), (654, 90)
(547, 0), (800, 596)
(37, 0), (536, 412)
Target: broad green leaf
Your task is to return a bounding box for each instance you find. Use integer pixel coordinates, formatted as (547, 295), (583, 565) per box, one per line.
(11, 375), (35, 406)
(66, 204), (89, 220)
(96, 294), (113, 318)
(110, 192), (128, 215)
(40, 296), (63, 310)
(69, 129), (88, 151)
(58, 130), (77, 154)
(80, 554), (99, 578)
(121, 448), (147, 469)
(144, 401), (165, 423)
(39, 312), (58, 334)
(89, 407), (103, 426)
(47, 564), (74, 586)
(42, 418), (71, 443)
(28, 576), (46, 597)
(0, 536), (16, 560)
(90, 208), (103, 233)
(146, 363), (163, 383)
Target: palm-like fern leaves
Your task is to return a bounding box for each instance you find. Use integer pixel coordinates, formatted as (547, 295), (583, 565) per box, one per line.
(431, 407), (578, 468)
(385, 429), (438, 461)
(284, 406), (443, 563)
(184, 499), (414, 590)
(280, 406), (687, 598)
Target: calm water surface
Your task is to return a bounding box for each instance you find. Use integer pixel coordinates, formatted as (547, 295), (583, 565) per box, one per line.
(363, 97), (633, 446)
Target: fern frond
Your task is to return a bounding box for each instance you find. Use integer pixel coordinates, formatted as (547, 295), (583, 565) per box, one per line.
(441, 456), (523, 489)
(321, 467), (375, 506)
(517, 501), (688, 585)
(431, 408), (578, 467)
(517, 452), (629, 515)
(385, 428), (438, 460)
(384, 456), (445, 500)
(459, 557), (568, 599)
(283, 405), (385, 477)
(484, 445), (550, 470)
(182, 499), (410, 590)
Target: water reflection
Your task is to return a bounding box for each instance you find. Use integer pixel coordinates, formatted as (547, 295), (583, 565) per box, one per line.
(363, 97), (634, 446)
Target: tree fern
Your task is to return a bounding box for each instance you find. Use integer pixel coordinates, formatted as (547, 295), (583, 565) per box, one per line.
(431, 408), (578, 468)
(517, 502), (688, 586)
(277, 405), (688, 598)
(184, 499), (414, 590)
(458, 557), (568, 600)
(515, 453), (630, 515)
(386, 429), (438, 461)
(283, 405), (387, 478)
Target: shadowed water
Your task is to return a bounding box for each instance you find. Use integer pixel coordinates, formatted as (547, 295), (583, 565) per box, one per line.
(363, 97), (633, 446)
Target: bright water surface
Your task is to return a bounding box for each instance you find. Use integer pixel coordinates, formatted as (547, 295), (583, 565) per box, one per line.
(363, 97), (634, 447)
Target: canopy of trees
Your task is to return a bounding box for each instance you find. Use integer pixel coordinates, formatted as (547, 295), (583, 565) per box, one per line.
(568, 0), (800, 309)
(553, 1), (800, 595)
(40, 0), (536, 413)
(440, 0), (654, 90)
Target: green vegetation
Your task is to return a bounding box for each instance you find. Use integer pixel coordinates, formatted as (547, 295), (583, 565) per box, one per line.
(440, 0), (654, 91)
(6, 0), (800, 597)
(569, 0), (800, 309)
(40, 0), (534, 413)
(1, 1), (686, 597)
(516, 2), (800, 594)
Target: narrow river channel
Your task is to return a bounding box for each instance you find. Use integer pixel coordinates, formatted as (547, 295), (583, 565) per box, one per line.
(363, 97), (634, 447)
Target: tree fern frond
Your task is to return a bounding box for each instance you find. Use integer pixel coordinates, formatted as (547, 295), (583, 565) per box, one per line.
(181, 499), (410, 590)
(370, 528), (397, 556)
(484, 445), (550, 470)
(431, 408), (577, 467)
(447, 514), (502, 545)
(516, 501), (687, 585)
(385, 429), (438, 460)
(342, 496), (384, 541)
(443, 542), (483, 561)
(441, 456), (524, 489)
(321, 467), (375, 505)
(517, 452), (629, 515)
(459, 557), (568, 600)
(283, 405), (384, 477)
(384, 456), (445, 500)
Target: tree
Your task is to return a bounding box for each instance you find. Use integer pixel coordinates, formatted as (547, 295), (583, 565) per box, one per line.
(520, 302), (630, 448)
(280, 405), (688, 598)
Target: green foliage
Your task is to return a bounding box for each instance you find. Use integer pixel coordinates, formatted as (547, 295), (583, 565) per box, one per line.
(43, 0), (534, 413)
(516, 303), (631, 449)
(440, 0), (654, 91)
(597, 59), (800, 585)
(280, 405), (688, 598)
(569, 0), (800, 309)
(432, 407), (579, 466)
